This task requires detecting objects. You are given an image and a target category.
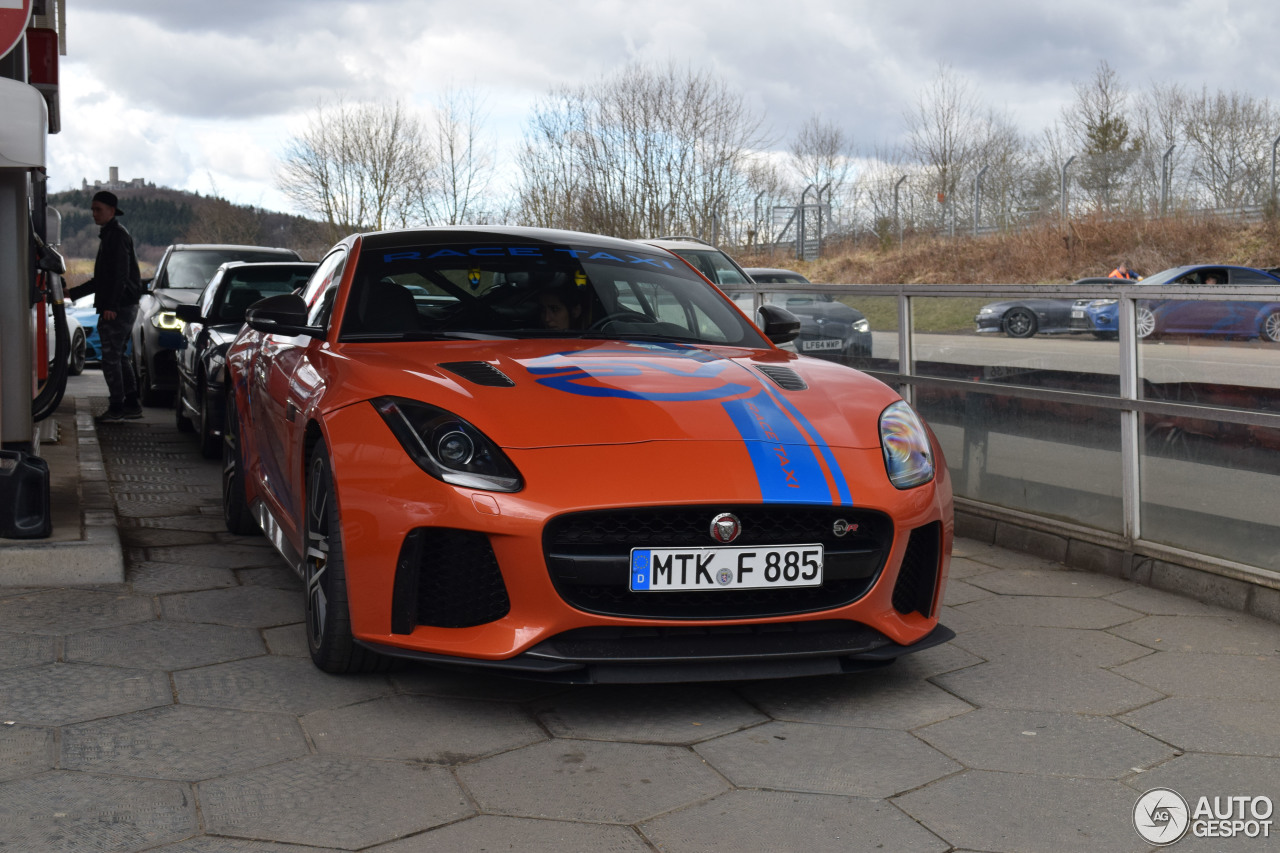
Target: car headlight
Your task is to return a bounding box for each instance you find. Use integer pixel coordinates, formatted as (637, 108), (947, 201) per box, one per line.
(977, 307), (996, 315)
(852, 318), (870, 333)
(1088, 299), (1117, 308)
(879, 401), (935, 489)
(151, 311), (186, 331)
(373, 397), (522, 492)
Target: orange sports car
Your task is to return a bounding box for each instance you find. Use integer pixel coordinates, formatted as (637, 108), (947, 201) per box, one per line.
(224, 226), (953, 682)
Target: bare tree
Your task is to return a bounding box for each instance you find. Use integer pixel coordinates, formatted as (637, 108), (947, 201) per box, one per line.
(904, 64), (985, 222)
(517, 62), (767, 241)
(1180, 87), (1280, 210)
(417, 87), (495, 225)
(1133, 81), (1189, 210)
(277, 98), (430, 243)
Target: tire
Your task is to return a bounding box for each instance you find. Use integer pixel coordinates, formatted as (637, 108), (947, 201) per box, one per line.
(1135, 306), (1156, 339)
(1002, 308), (1037, 338)
(221, 392), (258, 536)
(1262, 309), (1280, 343)
(67, 329), (86, 376)
(198, 387), (220, 459)
(305, 443), (392, 674)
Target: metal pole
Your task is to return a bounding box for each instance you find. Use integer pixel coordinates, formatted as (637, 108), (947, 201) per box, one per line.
(972, 165), (988, 237)
(753, 191), (765, 245)
(817, 182), (831, 258)
(1060, 156), (1076, 223)
(1161, 145), (1175, 215)
(894, 176), (907, 246)
(1271, 133), (1280, 213)
(798, 184), (816, 260)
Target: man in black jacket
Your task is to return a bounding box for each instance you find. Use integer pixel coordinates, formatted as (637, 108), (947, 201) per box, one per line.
(69, 190), (144, 422)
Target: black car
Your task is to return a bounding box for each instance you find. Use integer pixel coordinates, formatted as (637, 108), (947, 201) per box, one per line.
(973, 277), (1113, 338)
(132, 243), (302, 404)
(173, 261), (317, 457)
(742, 268), (872, 361)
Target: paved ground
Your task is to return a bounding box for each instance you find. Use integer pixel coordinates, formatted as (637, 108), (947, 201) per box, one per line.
(1, 377), (1278, 852)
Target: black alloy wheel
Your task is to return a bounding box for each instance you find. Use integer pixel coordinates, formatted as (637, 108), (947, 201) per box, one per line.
(1002, 308), (1038, 338)
(68, 329), (86, 376)
(174, 382), (194, 433)
(304, 443), (392, 674)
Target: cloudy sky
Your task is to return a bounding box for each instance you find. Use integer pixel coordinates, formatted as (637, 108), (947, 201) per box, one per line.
(47, 0), (1280, 215)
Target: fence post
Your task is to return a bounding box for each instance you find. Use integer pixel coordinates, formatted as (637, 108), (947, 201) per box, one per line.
(1161, 145), (1175, 215)
(1271, 133), (1280, 213)
(894, 176), (907, 246)
(1060, 156), (1076, 223)
(972, 165), (988, 237)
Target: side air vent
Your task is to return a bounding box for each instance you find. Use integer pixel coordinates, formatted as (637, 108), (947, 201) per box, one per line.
(438, 361), (516, 388)
(754, 364), (807, 391)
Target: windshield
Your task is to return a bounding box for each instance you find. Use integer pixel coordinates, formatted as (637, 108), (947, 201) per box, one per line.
(341, 241), (769, 347)
(669, 248), (751, 286)
(165, 249), (299, 289)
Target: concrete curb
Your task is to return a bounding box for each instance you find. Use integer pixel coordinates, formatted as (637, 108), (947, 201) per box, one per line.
(0, 397), (124, 585)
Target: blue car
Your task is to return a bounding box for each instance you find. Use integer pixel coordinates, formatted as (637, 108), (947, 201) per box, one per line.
(1077, 265), (1280, 341)
(70, 294), (132, 365)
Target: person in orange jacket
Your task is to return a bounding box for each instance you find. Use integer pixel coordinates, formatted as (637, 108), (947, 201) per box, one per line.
(1108, 261), (1138, 280)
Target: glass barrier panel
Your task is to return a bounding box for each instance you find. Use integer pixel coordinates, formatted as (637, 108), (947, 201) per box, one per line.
(1140, 413), (1280, 571)
(1137, 297), (1280, 414)
(916, 386), (1124, 534)
(912, 295), (1120, 395)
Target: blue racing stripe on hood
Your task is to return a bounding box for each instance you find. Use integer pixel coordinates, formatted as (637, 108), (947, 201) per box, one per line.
(760, 383), (853, 506)
(722, 390), (833, 504)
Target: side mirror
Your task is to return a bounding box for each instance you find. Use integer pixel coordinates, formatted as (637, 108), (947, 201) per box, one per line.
(757, 304), (800, 344)
(174, 303), (202, 324)
(245, 292), (324, 338)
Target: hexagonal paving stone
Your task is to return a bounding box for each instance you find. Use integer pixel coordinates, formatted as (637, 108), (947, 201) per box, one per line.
(943, 578), (993, 606)
(303, 694), (544, 762)
(175, 656), (392, 714)
(458, 740), (728, 823)
(1109, 614), (1280, 655)
(1121, 697), (1280, 756)
(148, 543), (282, 569)
(534, 684), (766, 744)
(916, 708), (1176, 778)
(1113, 652), (1280, 701)
(263, 624), (310, 658)
(120, 525), (216, 548)
(65, 620), (265, 670)
(128, 560), (238, 595)
(741, 668), (973, 731)
(1127, 753), (1280, 803)
(62, 705), (307, 781)
(956, 595), (1141, 630)
(947, 555), (1004, 579)
(147, 839), (341, 852)
(954, 625), (1153, 668)
(0, 631), (56, 670)
(372, 815), (650, 852)
(694, 720), (958, 798)
(1103, 586), (1217, 617)
(640, 789), (948, 853)
(0, 662), (172, 725)
(200, 755), (470, 849)
(895, 770), (1140, 853)
(934, 658), (1164, 715)
(132, 514), (235, 533)
(967, 568), (1134, 598)
(392, 667), (568, 703)
(161, 586), (302, 628)
(0, 724), (54, 782)
(0, 588), (155, 634)
(237, 565), (304, 590)
(0, 771), (196, 851)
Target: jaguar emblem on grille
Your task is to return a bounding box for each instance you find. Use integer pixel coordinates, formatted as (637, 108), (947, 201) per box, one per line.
(709, 513), (742, 544)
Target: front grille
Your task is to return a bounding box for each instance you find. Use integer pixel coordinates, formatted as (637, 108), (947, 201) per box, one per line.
(544, 505), (894, 619)
(391, 528), (511, 631)
(892, 522), (942, 617)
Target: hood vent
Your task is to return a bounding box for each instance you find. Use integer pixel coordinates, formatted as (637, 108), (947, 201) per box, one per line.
(754, 364), (807, 391)
(439, 361), (516, 388)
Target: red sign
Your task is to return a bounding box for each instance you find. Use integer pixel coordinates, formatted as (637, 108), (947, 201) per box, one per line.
(0, 0), (33, 62)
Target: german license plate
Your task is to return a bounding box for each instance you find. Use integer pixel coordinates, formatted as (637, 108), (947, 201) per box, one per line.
(630, 545), (823, 591)
(801, 339), (842, 351)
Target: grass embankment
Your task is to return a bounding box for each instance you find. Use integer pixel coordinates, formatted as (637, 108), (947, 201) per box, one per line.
(736, 214), (1280, 332)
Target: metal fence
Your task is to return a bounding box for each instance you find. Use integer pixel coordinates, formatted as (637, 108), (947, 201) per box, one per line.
(736, 280), (1280, 591)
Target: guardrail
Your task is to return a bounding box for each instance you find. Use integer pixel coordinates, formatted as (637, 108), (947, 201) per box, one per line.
(737, 281), (1280, 612)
